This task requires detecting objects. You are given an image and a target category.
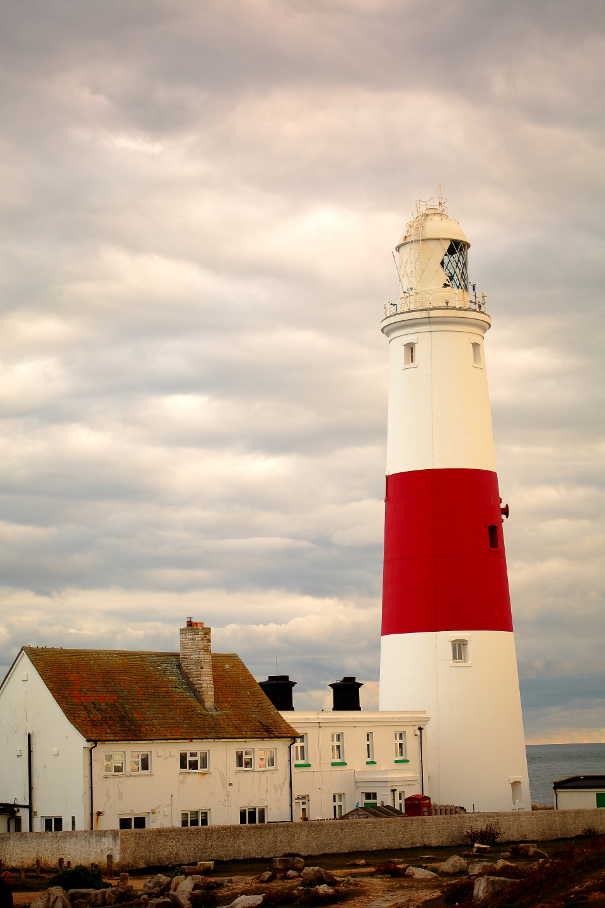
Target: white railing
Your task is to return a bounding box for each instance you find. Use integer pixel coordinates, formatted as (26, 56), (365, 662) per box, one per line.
(384, 291), (488, 318)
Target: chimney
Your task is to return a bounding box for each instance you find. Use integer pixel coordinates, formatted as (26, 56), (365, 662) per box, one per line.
(179, 618), (215, 710)
(259, 675), (297, 711)
(330, 676), (362, 711)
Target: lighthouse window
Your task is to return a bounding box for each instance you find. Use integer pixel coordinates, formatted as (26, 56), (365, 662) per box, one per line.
(488, 525), (499, 548)
(403, 342), (416, 367)
(451, 639), (468, 663)
(440, 240), (469, 290)
(472, 342), (482, 366)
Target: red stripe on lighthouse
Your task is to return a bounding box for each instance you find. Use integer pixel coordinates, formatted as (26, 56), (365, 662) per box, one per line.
(381, 468), (513, 636)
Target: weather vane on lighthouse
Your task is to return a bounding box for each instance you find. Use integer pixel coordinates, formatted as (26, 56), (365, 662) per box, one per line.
(378, 197), (529, 812)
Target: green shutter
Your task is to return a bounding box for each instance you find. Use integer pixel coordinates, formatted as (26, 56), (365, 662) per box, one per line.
(596, 793), (605, 808)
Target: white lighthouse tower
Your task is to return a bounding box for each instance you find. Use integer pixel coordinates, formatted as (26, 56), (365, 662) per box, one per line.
(378, 198), (530, 812)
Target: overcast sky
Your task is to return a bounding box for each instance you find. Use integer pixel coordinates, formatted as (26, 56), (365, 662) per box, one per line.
(0, 0), (603, 744)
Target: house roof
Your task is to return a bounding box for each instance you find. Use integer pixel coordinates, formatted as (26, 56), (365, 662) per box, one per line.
(553, 775), (605, 790)
(340, 805), (405, 819)
(22, 647), (297, 742)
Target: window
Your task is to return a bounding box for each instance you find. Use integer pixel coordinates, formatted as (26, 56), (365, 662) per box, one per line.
(403, 342), (416, 367)
(293, 735), (307, 763)
(472, 342), (482, 366)
(130, 751), (151, 773)
(332, 793), (345, 819)
(235, 748), (275, 770)
(365, 732), (374, 761)
(181, 810), (209, 827)
(361, 791), (378, 806)
(394, 731), (407, 760)
(104, 752), (125, 774)
(397, 790), (405, 812)
(451, 639), (469, 663)
(488, 525), (499, 548)
(256, 749), (276, 770)
(119, 815), (147, 830)
(43, 816), (62, 832)
(71, 816), (75, 831)
(294, 795), (310, 820)
(14, 817), (22, 832)
(179, 751), (209, 772)
(330, 732), (345, 762)
(440, 240), (469, 290)
(239, 807), (266, 825)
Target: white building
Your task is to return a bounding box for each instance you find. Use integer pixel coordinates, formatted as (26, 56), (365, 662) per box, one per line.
(0, 620), (296, 832)
(288, 709), (429, 820)
(554, 776), (605, 811)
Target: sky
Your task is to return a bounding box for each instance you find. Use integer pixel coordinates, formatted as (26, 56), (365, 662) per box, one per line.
(0, 0), (603, 744)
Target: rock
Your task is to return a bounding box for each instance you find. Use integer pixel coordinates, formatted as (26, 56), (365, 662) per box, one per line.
(351, 859), (366, 866)
(511, 843), (548, 859)
(436, 855), (468, 875)
(405, 867), (438, 880)
(285, 870), (299, 879)
(468, 861), (496, 877)
(118, 875), (129, 888)
(500, 851), (511, 858)
(256, 872), (274, 883)
(473, 876), (514, 901)
(143, 877), (171, 895)
(473, 843), (491, 854)
(114, 886), (136, 904)
(67, 891), (98, 904)
(494, 860), (517, 873)
(301, 867), (338, 887)
(172, 877), (201, 908)
(375, 861), (407, 877)
(312, 885), (337, 901)
(227, 897), (264, 908)
(170, 878), (186, 893)
(148, 901), (172, 908)
(273, 856), (305, 873)
(195, 863), (214, 875)
(30, 893), (51, 908)
(48, 888), (73, 908)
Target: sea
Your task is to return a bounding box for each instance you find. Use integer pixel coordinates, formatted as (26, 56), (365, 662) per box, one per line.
(527, 743), (605, 806)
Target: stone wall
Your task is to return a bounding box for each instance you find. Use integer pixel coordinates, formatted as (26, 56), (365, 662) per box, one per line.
(3, 809), (605, 870)
(0, 830), (118, 870)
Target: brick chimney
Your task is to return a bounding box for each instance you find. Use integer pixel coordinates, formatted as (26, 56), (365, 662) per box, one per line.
(179, 618), (215, 710)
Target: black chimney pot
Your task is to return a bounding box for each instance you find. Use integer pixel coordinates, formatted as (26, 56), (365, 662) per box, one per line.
(259, 674), (297, 711)
(330, 676), (363, 711)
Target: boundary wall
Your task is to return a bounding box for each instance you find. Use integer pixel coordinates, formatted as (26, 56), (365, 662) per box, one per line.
(3, 810), (605, 870)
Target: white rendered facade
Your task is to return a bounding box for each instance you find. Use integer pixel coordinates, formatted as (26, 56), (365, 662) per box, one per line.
(0, 651), (292, 831)
(379, 201), (530, 813)
(287, 711), (428, 819)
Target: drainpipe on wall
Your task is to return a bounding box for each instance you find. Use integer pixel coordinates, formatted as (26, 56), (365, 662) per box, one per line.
(87, 742), (98, 830)
(417, 726), (424, 796)
(288, 739), (296, 822)
(27, 732), (33, 832)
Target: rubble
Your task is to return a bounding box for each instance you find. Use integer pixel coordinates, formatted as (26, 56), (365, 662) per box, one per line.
(405, 867), (438, 880)
(300, 868), (338, 887)
(435, 855), (467, 875)
(472, 875), (514, 901)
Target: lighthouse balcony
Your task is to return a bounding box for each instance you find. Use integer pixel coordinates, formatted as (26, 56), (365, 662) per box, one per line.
(384, 289), (488, 319)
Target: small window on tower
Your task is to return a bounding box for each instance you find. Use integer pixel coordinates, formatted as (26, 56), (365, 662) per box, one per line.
(451, 639), (468, 663)
(472, 342), (482, 366)
(488, 525), (499, 548)
(404, 342), (416, 367)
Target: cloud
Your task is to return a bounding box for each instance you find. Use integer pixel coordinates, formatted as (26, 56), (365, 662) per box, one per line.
(0, 0), (602, 743)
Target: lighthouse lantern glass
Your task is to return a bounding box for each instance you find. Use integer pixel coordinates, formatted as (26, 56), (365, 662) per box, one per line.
(440, 240), (469, 290)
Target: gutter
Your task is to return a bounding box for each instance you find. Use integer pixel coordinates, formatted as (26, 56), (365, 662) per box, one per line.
(288, 738), (296, 822)
(27, 732), (33, 832)
(88, 742), (98, 830)
(417, 726), (424, 796)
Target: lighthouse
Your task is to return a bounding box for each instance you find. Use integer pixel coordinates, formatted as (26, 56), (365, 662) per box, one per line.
(378, 198), (530, 812)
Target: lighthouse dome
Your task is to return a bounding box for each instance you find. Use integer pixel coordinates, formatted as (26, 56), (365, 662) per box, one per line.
(397, 204), (469, 250)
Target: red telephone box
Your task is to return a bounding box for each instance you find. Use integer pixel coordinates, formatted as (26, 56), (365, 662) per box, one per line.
(404, 794), (432, 816)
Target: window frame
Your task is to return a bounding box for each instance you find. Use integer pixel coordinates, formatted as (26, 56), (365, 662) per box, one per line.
(332, 792), (345, 819)
(129, 751), (151, 774)
(179, 750), (210, 772)
(293, 735), (307, 764)
(180, 809), (210, 828)
(403, 341), (417, 368)
(104, 751), (125, 774)
(239, 806), (267, 825)
(365, 731), (375, 762)
(118, 814), (148, 830)
(42, 816), (63, 832)
(235, 748), (276, 770)
(330, 732), (345, 763)
(472, 341), (483, 367)
(394, 730), (407, 760)
(451, 638), (470, 665)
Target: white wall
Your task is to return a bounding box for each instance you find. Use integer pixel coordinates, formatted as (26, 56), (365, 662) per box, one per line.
(557, 790), (605, 810)
(93, 738), (292, 829)
(287, 711), (428, 819)
(382, 309), (496, 474)
(0, 652), (88, 831)
(380, 631), (530, 813)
